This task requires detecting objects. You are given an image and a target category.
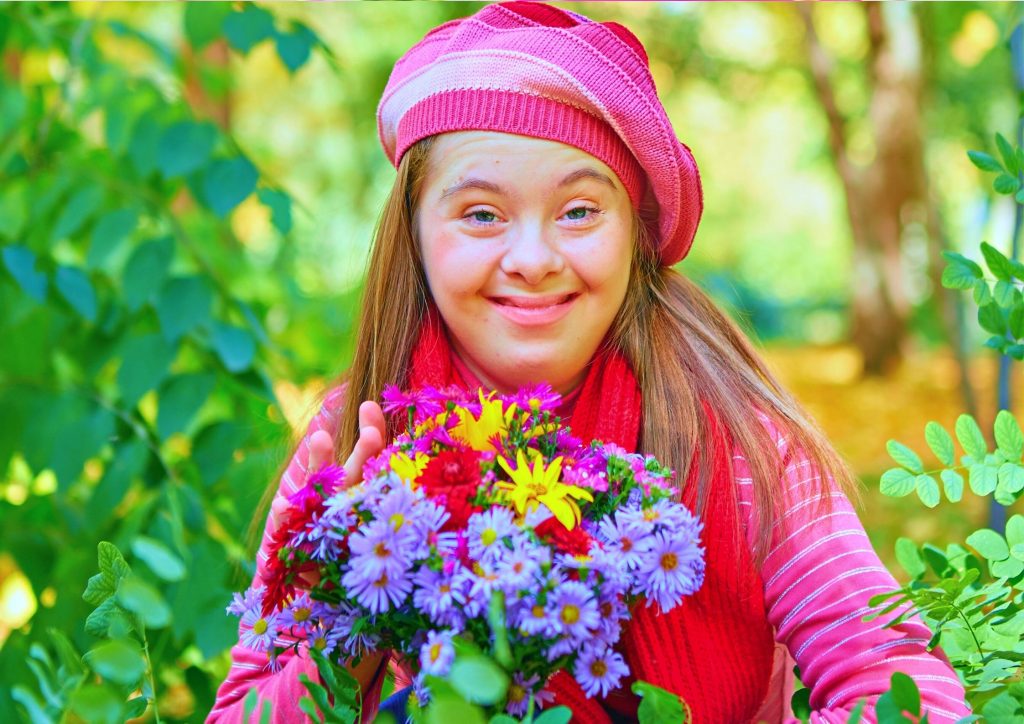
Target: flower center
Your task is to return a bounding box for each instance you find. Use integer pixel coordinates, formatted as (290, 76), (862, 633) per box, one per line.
(389, 513), (405, 531)
(660, 552), (678, 572)
(529, 397), (541, 410)
(294, 607), (310, 622)
(643, 508), (660, 522)
(373, 573), (390, 588)
(532, 604), (546, 619)
(600, 601), (613, 617)
(253, 618), (268, 635)
(313, 636), (327, 651)
(512, 561), (525, 574)
(481, 528), (497, 546)
(440, 584), (451, 594)
(590, 660), (608, 678)
(429, 642), (443, 663)
(560, 604), (580, 625)
(509, 684), (526, 703)
(620, 536), (633, 552)
(374, 542), (391, 558)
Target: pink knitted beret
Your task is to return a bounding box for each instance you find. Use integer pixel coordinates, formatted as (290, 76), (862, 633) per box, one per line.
(376, 1), (703, 265)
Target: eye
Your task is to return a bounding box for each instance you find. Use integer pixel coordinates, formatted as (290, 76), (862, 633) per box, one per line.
(562, 205), (602, 223)
(463, 209), (500, 226)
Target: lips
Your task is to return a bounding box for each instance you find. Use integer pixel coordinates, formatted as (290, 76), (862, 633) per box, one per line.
(487, 292), (581, 327)
(489, 293), (579, 309)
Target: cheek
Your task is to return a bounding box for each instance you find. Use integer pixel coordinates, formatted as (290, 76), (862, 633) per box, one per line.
(420, 228), (495, 302)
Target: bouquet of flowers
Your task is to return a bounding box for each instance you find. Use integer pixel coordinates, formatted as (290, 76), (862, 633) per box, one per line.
(229, 384), (705, 717)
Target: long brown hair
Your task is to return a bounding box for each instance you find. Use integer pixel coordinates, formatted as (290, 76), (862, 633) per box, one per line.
(255, 135), (859, 565)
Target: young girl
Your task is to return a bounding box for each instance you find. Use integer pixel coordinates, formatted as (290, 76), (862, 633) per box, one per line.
(209, 3), (970, 721)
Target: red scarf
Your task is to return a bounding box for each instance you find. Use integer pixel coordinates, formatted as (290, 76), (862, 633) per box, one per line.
(405, 307), (776, 722)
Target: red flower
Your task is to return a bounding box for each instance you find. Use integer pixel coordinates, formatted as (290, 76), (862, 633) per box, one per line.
(535, 517), (595, 557)
(418, 449), (483, 530)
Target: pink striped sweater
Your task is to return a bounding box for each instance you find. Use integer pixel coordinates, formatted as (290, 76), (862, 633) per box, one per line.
(208, 388), (970, 722)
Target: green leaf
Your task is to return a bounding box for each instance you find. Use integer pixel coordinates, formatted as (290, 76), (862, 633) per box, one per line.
(69, 685), (124, 724)
(201, 156), (258, 217)
(982, 242), (1014, 281)
(879, 468), (915, 497)
(995, 410), (1024, 460)
(184, 1), (232, 50)
(192, 421), (241, 485)
(983, 691), (1024, 723)
(633, 681), (687, 724)
(424, 693), (486, 724)
(447, 656), (508, 706)
(83, 639), (146, 686)
(996, 133), (1018, 174)
(991, 556), (1024, 579)
(3, 244), (48, 301)
(967, 150), (1004, 173)
(996, 463), (1024, 503)
(994, 279), (1017, 307)
(978, 301), (1007, 335)
(924, 422), (955, 466)
(275, 24), (316, 72)
(995, 174), (1022, 195)
(131, 536), (186, 582)
(51, 186), (103, 242)
(127, 108), (163, 177)
(84, 598), (134, 638)
(915, 475), (939, 508)
(533, 708), (573, 724)
(1007, 515), (1024, 548)
(894, 538), (925, 579)
(973, 279), (992, 306)
(118, 333), (175, 407)
(156, 275), (213, 341)
(889, 672), (920, 716)
(969, 463), (998, 495)
(98, 541), (131, 579)
(117, 576), (171, 628)
(156, 372), (216, 439)
(124, 697), (148, 720)
(258, 188), (292, 234)
(966, 529), (1010, 561)
(224, 6), (275, 54)
(55, 266), (97, 321)
(886, 440), (923, 473)
(211, 321), (256, 372)
(88, 208), (138, 270)
(942, 256), (983, 290)
(123, 236), (174, 311)
(10, 685), (52, 724)
(1010, 305), (1024, 339)
(940, 469), (964, 502)
(955, 414), (988, 459)
(157, 121), (218, 178)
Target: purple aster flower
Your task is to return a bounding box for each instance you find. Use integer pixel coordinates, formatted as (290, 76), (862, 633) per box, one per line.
(506, 673), (543, 718)
(548, 580), (600, 639)
(419, 630), (456, 677)
(342, 564), (414, 614)
(372, 483), (421, 531)
(413, 566), (468, 626)
(411, 674), (432, 710)
(636, 530), (705, 611)
(595, 513), (653, 570)
(226, 585), (264, 616)
(466, 507), (518, 561)
(574, 643), (630, 698)
(516, 594), (556, 636)
(278, 592), (316, 634)
(347, 518), (416, 580)
(306, 624), (338, 657)
(240, 602), (278, 652)
(329, 603), (380, 657)
(495, 538), (549, 591)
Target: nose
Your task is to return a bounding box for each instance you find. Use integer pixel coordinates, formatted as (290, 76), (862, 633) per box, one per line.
(498, 222), (565, 285)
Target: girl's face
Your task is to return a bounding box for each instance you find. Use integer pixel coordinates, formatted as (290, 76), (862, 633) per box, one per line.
(415, 131), (634, 394)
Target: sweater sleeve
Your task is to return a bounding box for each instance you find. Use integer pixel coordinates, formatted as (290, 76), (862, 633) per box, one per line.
(735, 413), (971, 724)
(207, 386), (388, 723)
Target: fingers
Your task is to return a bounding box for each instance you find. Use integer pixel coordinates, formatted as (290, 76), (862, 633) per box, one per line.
(269, 494), (291, 532)
(358, 400), (386, 441)
(344, 425), (385, 488)
(308, 429), (334, 472)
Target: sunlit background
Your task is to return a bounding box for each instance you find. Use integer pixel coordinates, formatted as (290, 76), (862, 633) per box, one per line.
(0, 2), (1021, 719)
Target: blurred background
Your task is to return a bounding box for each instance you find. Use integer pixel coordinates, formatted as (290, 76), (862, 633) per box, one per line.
(0, 1), (1021, 720)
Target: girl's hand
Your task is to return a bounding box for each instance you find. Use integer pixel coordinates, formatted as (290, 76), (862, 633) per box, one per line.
(268, 400), (387, 532)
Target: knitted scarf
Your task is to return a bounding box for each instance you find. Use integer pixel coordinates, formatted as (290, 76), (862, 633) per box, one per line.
(404, 307), (776, 722)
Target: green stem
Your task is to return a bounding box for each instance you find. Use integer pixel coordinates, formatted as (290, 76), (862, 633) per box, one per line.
(139, 625), (163, 724)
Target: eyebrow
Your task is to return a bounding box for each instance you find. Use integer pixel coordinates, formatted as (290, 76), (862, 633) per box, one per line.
(439, 167), (617, 200)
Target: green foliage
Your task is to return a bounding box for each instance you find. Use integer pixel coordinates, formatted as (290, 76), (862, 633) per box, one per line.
(871, 127), (1024, 718)
(0, 3), (332, 721)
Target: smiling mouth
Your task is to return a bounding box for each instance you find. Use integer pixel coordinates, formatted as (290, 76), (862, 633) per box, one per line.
(488, 293), (580, 309)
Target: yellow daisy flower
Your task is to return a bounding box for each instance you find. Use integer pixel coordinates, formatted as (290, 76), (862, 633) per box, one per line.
(496, 449), (593, 529)
(450, 390), (516, 451)
(390, 451), (430, 485)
